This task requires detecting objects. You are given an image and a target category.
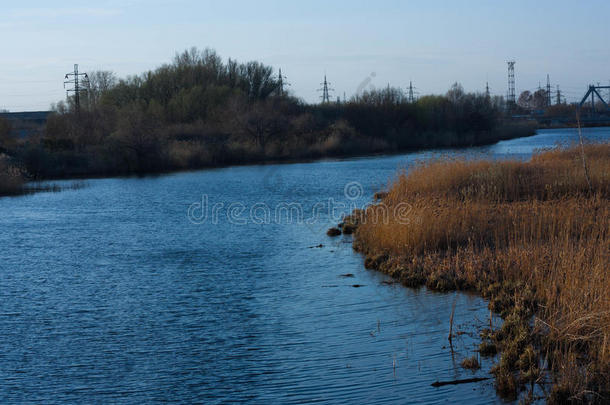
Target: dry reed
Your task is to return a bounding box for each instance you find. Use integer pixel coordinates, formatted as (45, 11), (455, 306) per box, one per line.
(352, 142), (609, 401)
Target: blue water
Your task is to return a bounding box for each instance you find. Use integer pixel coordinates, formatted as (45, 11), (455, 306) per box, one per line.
(1, 127), (608, 404)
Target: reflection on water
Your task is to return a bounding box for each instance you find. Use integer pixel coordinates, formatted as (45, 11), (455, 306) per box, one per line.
(0, 127), (607, 403)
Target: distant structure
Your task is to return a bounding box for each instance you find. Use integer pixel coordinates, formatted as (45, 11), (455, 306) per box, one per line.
(277, 68), (289, 96)
(408, 81), (415, 103)
(485, 81), (490, 99)
(579, 84), (610, 114)
(507, 61), (516, 108)
(64, 64), (89, 114)
(0, 111), (51, 138)
(556, 85), (562, 105)
(318, 75), (333, 104)
(546, 74), (552, 107)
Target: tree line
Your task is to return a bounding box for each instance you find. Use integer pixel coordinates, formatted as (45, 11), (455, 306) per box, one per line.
(1, 47), (533, 180)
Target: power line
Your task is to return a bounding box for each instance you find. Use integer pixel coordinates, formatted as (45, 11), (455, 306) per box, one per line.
(507, 60), (516, 108)
(64, 64), (89, 114)
(4, 80), (60, 84)
(277, 68), (290, 97)
(2, 91), (65, 97)
(318, 74), (333, 104)
(546, 74), (552, 107)
(408, 80), (415, 103)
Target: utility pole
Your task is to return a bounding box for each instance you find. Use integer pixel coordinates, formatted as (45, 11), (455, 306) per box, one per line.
(318, 74), (333, 104)
(507, 61), (516, 109)
(64, 64), (89, 114)
(277, 68), (289, 97)
(408, 81), (415, 103)
(546, 74), (551, 107)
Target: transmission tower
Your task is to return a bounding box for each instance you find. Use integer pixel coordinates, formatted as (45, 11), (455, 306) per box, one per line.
(546, 74), (552, 107)
(507, 60), (516, 108)
(556, 85), (561, 105)
(277, 68), (290, 97)
(318, 74), (333, 104)
(485, 81), (490, 99)
(408, 81), (415, 103)
(64, 64), (89, 114)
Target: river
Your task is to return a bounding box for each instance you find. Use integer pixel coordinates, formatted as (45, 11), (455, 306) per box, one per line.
(1, 127), (608, 404)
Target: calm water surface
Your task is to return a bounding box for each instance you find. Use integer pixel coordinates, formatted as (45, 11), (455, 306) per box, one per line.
(1, 127), (608, 404)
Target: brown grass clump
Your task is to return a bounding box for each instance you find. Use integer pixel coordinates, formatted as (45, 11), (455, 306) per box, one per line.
(479, 341), (498, 357)
(0, 157), (24, 196)
(461, 355), (481, 370)
(351, 142), (610, 401)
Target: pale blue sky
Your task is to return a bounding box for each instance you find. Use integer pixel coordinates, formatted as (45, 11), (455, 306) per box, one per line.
(1, 0), (609, 111)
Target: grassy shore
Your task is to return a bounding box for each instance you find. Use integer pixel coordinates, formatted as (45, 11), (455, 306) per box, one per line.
(341, 142), (609, 402)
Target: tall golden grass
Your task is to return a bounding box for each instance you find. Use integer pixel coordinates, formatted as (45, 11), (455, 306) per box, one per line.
(354, 142), (609, 401)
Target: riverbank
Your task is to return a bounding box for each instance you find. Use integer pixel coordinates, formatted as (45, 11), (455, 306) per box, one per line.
(0, 120), (535, 196)
(334, 142), (609, 402)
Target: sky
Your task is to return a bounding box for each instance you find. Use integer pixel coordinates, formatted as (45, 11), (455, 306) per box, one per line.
(1, 0), (610, 111)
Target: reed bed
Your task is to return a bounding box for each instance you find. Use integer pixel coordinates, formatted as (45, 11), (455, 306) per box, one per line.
(351, 143), (609, 402)
(0, 158), (24, 196)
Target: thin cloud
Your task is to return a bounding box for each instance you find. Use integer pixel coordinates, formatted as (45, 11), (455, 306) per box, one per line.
(9, 7), (122, 19)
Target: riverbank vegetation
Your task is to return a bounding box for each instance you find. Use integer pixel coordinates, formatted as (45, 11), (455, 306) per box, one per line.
(0, 118), (25, 195)
(0, 157), (24, 196)
(0, 48), (533, 185)
(345, 142), (609, 402)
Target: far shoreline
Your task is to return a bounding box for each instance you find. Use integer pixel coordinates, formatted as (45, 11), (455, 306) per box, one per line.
(15, 125), (539, 186)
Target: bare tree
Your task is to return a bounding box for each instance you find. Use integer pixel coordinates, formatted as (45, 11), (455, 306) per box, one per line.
(86, 71), (117, 109)
(241, 100), (288, 150)
(446, 82), (465, 104)
(531, 89), (547, 110)
(517, 91), (532, 110)
(243, 62), (277, 100)
(110, 103), (163, 172)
